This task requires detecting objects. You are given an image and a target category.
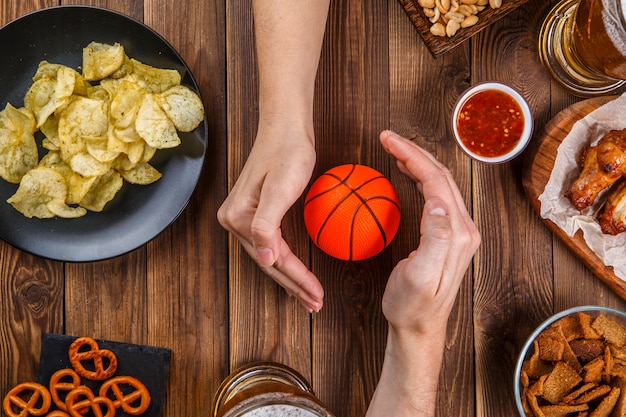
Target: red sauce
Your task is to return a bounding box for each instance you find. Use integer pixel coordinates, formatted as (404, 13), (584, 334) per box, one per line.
(456, 89), (525, 158)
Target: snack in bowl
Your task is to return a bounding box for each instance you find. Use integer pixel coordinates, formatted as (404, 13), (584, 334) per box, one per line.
(0, 41), (205, 219)
(515, 306), (626, 417)
(452, 81), (533, 163)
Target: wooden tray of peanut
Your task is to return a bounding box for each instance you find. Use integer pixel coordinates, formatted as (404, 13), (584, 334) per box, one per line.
(398, 0), (529, 58)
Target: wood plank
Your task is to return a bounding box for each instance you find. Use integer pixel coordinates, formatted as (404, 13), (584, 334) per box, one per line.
(0, 248), (64, 394)
(312, 0), (390, 415)
(471, 1), (555, 415)
(225, 0), (313, 383)
(0, 0), (64, 401)
(144, 0), (230, 415)
(387, 0), (476, 414)
(58, 0), (148, 339)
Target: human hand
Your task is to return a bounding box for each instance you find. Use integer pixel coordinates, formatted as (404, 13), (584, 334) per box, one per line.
(217, 122), (324, 312)
(379, 130), (480, 337)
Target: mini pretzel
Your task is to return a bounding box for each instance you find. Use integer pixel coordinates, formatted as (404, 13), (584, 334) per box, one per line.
(99, 376), (151, 415)
(46, 411), (70, 417)
(65, 386), (115, 417)
(68, 337), (117, 380)
(49, 368), (81, 411)
(2, 382), (51, 417)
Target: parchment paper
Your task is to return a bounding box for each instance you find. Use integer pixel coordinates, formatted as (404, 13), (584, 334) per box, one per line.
(539, 92), (626, 280)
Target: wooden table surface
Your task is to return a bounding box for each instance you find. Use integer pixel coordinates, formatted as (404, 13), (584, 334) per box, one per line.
(3, 0), (626, 416)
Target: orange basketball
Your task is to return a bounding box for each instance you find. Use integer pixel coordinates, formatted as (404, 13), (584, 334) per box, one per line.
(304, 164), (401, 261)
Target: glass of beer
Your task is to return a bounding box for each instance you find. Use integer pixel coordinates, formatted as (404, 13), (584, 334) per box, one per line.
(539, 0), (626, 97)
(211, 362), (335, 417)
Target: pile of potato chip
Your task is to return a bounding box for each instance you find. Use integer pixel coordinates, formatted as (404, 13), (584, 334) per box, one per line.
(0, 41), (204, 218)
(520, 311), (626, 416)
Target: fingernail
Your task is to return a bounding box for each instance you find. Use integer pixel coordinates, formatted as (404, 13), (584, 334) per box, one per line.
(383, 129), (400, 139)
(255, 246), (275, 267)
(426, 200), (448, 217)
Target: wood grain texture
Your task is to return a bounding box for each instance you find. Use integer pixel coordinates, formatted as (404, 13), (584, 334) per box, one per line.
(312, 0), (391, 415)
(225, 0), (313, 385)
(470, 2), (557, 416)
(3, 1), (626, 416)
(388, 0), (476, 414)
(0, 0), (64, 400)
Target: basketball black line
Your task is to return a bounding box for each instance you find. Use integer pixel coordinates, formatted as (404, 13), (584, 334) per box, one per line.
(349, 195), (400, 260)
(305, 165), (358, 245)
(306, 166), (399, 260)
(304, 164), (357, 204)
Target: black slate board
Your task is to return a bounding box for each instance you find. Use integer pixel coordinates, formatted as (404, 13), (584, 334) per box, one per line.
(37, 333), (172, 417)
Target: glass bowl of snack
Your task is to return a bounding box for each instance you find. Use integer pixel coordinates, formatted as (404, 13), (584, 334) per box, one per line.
(514, 306), (626, 417)
(452, 82), (533, 164)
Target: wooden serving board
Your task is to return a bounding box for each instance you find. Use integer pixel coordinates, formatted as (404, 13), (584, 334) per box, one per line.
(522, 95), (626, 302)
(397, 0), (529, 58)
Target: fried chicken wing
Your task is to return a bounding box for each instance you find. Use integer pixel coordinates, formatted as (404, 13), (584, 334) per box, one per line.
(597, 180), (626, 235)
(565, 128), (626, 211)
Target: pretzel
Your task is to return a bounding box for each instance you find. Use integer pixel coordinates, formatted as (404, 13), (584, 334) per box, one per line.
(68, 337), (117, 380)
(2, 382), (51, 417)
(45, 411), (70, 417)
(49, 369), (81, 411)
(99, 376), (151, 415)
(65, 386), (115, 417)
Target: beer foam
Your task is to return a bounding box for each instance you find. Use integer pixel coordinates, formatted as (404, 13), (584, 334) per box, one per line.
(241, 404), (319, 416)
(604, 0), (626, 56)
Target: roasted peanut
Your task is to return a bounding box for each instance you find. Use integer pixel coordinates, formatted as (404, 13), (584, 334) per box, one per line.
(461, 14), (479, 27)
(423, 0), (504, 38)
(430, 22), (447, 36)
(446, 19), (461, 36)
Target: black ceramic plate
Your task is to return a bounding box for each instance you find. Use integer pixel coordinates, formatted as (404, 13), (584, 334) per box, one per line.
(0, 6), (207, 262)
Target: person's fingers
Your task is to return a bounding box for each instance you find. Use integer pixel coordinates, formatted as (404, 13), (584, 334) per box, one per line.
(406, 199), (453, 295)
(250, 179), (301, 267)
(229, 226), (324, 311)
(380, 130), (477, 241)
(261, 239), (324, 312)
(380, 131), (461, 202)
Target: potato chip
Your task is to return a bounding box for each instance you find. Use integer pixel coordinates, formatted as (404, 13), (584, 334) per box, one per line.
(109, 79), (145, 128)
(69, 152), (111, 177)
(24, 64), (76, 127)
(40, 115), (60, 151)
(32, 61), (91, 96)
(58, 96), (108, 161)
(84, 135), (120, 163)
(82, 41), (125, 81)
(120, 162), (162, 185)
(114, 125), (142, 143)
(1, 41), (205, 218)
(157, 85), (204, 132)
(0, 104), (38, 184)
(125, 140), (145, 165)
(47, 198), (87, 218)
(128, 58), (181, 93)
(135, 94), (180, 148)
(7, 166), (68, 218)
(79, 169), (123, 212)
(40, 153), (97, 205)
